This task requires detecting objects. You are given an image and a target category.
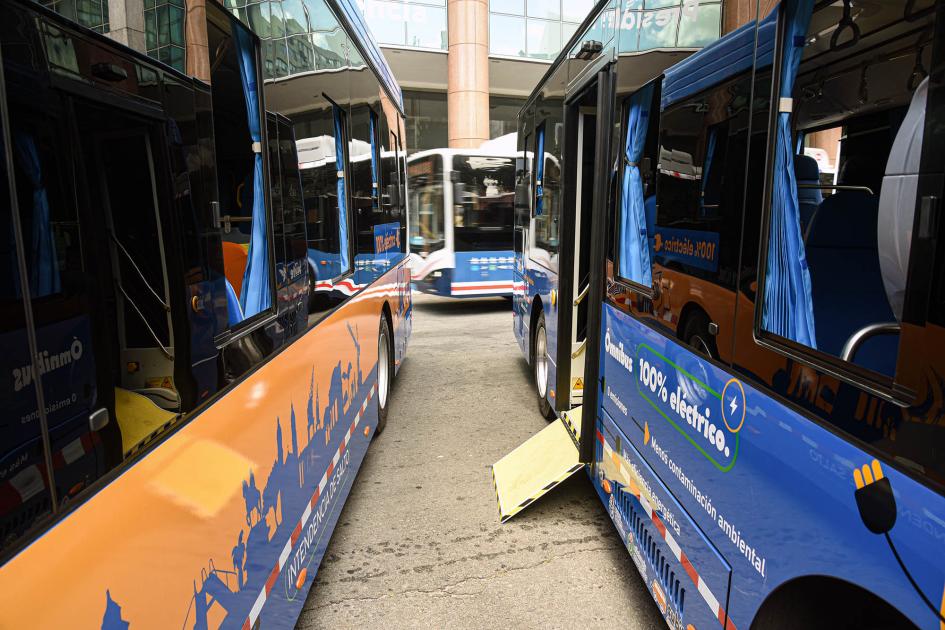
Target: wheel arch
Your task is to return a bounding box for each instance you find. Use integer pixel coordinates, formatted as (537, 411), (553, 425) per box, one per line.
(528, 295), (544, 366)
(749, 574), (916, 630)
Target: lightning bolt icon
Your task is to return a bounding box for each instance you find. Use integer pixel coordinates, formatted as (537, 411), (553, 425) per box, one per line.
(729, 395), (738, 416)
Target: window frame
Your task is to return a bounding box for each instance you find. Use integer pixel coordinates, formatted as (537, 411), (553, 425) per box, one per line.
(750, 9), (909, 407)
(612, 81), (662, 299)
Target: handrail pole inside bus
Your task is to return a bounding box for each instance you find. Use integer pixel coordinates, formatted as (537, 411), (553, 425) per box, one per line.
(579, 68), (615, 464)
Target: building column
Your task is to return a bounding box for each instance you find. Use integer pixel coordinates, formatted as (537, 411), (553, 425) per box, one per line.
(723, 0), (779, 33)
(447, 0), (489, 149)
(185, 0), (211, 83)
(106, 0), (146, 52)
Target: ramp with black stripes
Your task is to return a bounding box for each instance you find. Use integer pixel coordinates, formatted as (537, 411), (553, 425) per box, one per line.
(492, 417), (584, 523)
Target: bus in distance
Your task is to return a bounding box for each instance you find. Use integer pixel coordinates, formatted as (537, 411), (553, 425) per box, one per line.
(500, 0), (945, 628)
(408, 147), (517, 298)
(0, 0), (411, 627)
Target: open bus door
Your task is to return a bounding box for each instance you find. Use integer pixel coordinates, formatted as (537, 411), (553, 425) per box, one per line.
(493, 60), (615, 519)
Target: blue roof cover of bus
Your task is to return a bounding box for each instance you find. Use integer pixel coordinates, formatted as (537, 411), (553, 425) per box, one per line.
(333, 0), (404, 111)
(661, 9), (777, 109)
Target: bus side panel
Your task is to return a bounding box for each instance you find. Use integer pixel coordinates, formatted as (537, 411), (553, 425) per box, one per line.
(593, 409), (732, 630)
(0, 262), (409, 630)
(522, 257), (557, 402)
(392, 260), (412, 374)
(599, 302), (945, 628)
(449, 250), (515, 297)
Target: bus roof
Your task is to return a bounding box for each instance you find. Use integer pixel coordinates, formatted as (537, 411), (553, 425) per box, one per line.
(330, 0), (404, 113)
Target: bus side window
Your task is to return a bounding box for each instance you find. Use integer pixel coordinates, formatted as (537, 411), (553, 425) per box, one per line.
(351, 104), (402, 282)
(295, 99), (354, 321)
(1, 103), (60, 554)
(756, 2), (935, 384)
(531, 119), (561, 266)
(615, 81), (660, 291)
(207, 14), (275, 330)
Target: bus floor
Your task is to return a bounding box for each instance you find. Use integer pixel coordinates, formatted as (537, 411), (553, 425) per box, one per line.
(296, 292), (663, 629)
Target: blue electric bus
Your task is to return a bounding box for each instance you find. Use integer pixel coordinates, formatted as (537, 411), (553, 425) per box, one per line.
(408, 148), (516, 297)
(503, 0), (945, 627)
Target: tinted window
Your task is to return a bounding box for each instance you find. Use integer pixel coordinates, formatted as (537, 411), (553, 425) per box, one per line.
(407, 154), (444, 255)
(453, 155), (515, 251)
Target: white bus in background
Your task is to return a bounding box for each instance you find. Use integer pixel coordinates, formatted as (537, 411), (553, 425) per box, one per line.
(408, 141), (517, 298)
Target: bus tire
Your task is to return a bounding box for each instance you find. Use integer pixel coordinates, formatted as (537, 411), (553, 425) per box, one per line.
(375, 314), (393, 435)
(682, 309), (718, 360)
(534, 312), (555, 421)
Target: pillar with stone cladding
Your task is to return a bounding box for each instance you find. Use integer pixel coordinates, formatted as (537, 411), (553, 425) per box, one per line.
(185, 0), (211, 83)
(447, 0), (489, 149)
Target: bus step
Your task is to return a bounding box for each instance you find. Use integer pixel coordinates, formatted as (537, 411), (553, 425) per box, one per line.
(492, 418), (584, 523)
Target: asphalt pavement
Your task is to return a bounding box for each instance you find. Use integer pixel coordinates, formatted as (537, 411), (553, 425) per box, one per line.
(295, 292), (664, 629)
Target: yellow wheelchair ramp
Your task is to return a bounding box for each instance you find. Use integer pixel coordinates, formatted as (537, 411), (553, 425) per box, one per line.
(492, 418), (584, 523)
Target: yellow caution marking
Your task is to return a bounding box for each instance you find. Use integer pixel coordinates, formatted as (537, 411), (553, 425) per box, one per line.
(492, 418), (583, 523)
(115, 387), (178, 457)
(561, 406), (582, 441)
(573, 377), (584, 390)
(644, 421), (650, 445)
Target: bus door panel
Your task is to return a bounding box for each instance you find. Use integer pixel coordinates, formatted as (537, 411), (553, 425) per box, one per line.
(594, 408), (733, 630)
(513, 112), (533, 353)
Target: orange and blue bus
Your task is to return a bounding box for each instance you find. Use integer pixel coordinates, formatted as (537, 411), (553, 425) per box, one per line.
(0, 0), (411, 626)
(508, 0), (945, 627)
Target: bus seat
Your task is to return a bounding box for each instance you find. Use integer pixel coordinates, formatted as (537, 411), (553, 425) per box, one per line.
(114, 387), (177, 457)
(221, 241), (248, 299)
(224, 276), (244, 326)
(805, 186), (897, 377)
(879, 77), (928, 321)
(794, 154), (822, 236)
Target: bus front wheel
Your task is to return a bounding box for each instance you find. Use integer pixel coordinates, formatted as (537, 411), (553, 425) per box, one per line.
(375, 315), (393, 435)
(534, 312), (555, 421)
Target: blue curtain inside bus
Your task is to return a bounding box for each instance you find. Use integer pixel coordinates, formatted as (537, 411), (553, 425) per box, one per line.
(762, 0), (817, 348)
(234, 25), (271, 320)
(13, 132), (60, 297)
(224, 278), (244, 326)
(618, 84), (655, 286)
(535, 124), (545, 216)
(333, 105), (350, 275)
(700, 126), (717, 217)
(369, 110), (379, 210)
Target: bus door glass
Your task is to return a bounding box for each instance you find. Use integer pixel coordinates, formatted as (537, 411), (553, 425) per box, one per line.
(568, 96), (601, 404)
(407, 154), (444, 257)
(0, 77), (59, 554)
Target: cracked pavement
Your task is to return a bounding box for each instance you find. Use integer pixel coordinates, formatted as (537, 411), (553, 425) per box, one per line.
(296, 293), (663, 629)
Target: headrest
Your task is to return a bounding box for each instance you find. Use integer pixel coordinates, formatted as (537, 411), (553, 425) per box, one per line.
(794, 154), (820, 182)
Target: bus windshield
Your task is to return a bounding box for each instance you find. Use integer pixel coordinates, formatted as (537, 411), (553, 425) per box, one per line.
(408, 154), (444, 255)
(453, 155), (514, 252)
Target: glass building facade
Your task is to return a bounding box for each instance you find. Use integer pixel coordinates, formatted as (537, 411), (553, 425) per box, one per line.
(145, 0), (186, 71)
(357, 0), (447, 50)
(42, 0), (109, 33)
(490, 0), (594, 60)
